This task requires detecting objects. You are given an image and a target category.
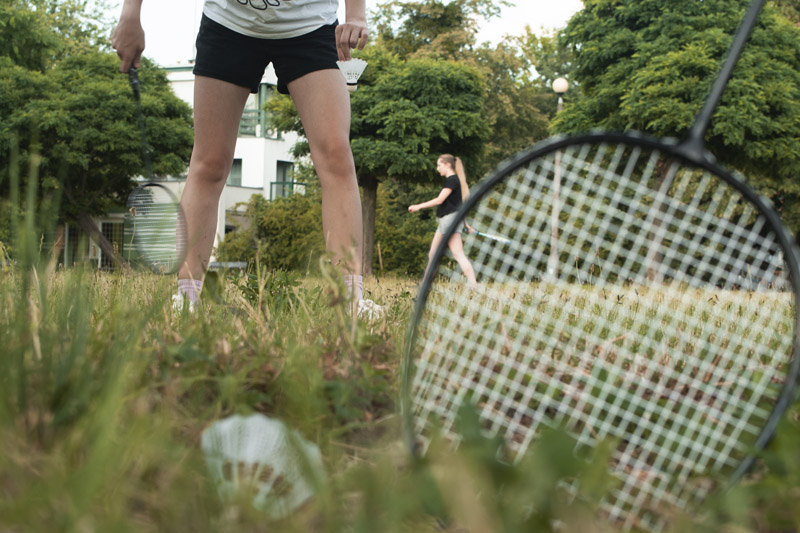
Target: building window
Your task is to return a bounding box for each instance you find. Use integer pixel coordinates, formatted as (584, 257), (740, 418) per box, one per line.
(227, 158), (242, 187)
(258, 84), (280, 139)
(271, 161), (295, 199)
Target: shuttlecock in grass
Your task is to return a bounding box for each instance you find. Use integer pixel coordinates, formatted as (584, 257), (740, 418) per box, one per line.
(201, 413), (325, 519)
(336, 58), (367, 92)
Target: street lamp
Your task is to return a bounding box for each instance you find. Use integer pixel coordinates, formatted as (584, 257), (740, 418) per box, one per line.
(552, 77), (569, 105)
(547, 77), (569, 281)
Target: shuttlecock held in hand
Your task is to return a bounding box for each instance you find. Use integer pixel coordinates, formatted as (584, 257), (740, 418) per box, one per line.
(337, 58), (367, 92)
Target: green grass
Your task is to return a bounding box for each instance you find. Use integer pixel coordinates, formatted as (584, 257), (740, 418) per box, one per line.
(1, 258), (800, 532)
(0, 263), (411, 531)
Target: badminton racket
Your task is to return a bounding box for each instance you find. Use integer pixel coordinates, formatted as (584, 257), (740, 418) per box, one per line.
(402, 0), (800, 530)
(464, 227), (512, 245)
(123, 67), (186, 275)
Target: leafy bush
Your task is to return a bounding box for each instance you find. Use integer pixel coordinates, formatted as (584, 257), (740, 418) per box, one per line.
(217, 187), (325, 272)
(373, 178), (439, 277)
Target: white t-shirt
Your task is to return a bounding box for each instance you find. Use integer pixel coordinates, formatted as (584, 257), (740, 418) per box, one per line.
(203, 0), (338, 40)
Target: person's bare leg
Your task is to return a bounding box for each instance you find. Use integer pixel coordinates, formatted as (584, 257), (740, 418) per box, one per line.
(447, 232), (478, 288)
(288, 70), (362, 283)
(178, 76), (250, 286)
(423, 231), (445, 282)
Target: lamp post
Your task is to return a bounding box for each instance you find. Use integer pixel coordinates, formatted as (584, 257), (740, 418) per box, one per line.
(547, 77), (569, 281)
(552, 77), (569, 111)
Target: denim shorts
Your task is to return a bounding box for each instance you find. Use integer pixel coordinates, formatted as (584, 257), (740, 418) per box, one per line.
(193, 14), (339, 95)
(436, 212), (465, 235)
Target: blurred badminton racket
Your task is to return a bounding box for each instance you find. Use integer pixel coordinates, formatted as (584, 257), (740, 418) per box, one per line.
(123, 67), (186, 275)
(402, 0), (800, 530)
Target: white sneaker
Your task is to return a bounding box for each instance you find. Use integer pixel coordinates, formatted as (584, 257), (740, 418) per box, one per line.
(357, 298), (384, 320)
(171, 293), (196, 314)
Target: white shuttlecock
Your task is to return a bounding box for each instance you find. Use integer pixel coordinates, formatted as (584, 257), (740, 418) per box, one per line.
(336, 58), (368, 92)
(201, 413), (325, 519)
(357, 298), (384, 321)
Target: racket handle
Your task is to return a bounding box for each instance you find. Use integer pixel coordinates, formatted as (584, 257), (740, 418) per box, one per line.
(127, 66), (154, 181)
(128, 66), (140, 99)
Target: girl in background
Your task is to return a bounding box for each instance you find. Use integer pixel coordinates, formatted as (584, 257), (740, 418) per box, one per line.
(408, 154), (478, 288)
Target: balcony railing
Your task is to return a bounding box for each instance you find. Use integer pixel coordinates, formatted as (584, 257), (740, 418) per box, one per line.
(239, 109), (280, 139)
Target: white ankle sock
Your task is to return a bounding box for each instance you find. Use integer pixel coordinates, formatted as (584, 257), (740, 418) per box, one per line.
(177, 279), (203, 303)
(344, 274), (363, 302)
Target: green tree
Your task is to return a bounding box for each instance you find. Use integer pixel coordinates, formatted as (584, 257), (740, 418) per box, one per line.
(775, 0), (799, 25)
(0, 0), (113, 72)
(373, 0), (509, 60)
(515, 28), (578, 119)
(0, 2), (61, 71)
(0, 0), (192, 266)
(517, 29), (575, 93)
(470, 42), (551, 175)
(0, 51), (193, 265)
(374, 0), (554, 177)
(559, 0), (800, 229)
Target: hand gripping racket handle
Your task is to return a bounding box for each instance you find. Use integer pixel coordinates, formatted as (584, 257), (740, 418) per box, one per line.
(128, 66), (141, 99)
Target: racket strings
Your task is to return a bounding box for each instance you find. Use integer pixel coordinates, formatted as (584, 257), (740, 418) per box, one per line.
(124, 185), (186, 273)
(410, 141), (795, 530)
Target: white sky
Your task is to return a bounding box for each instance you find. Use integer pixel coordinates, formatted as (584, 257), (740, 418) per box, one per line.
(105, 0), (584, 67)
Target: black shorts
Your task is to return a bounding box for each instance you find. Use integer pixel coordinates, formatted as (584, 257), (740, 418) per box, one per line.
(193, 14), (339, 95)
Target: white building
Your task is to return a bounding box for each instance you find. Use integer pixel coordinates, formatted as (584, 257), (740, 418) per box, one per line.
(63, 63), (299, 269)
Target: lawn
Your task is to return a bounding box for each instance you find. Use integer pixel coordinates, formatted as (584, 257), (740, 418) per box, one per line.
(1, 263), (799, 532)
